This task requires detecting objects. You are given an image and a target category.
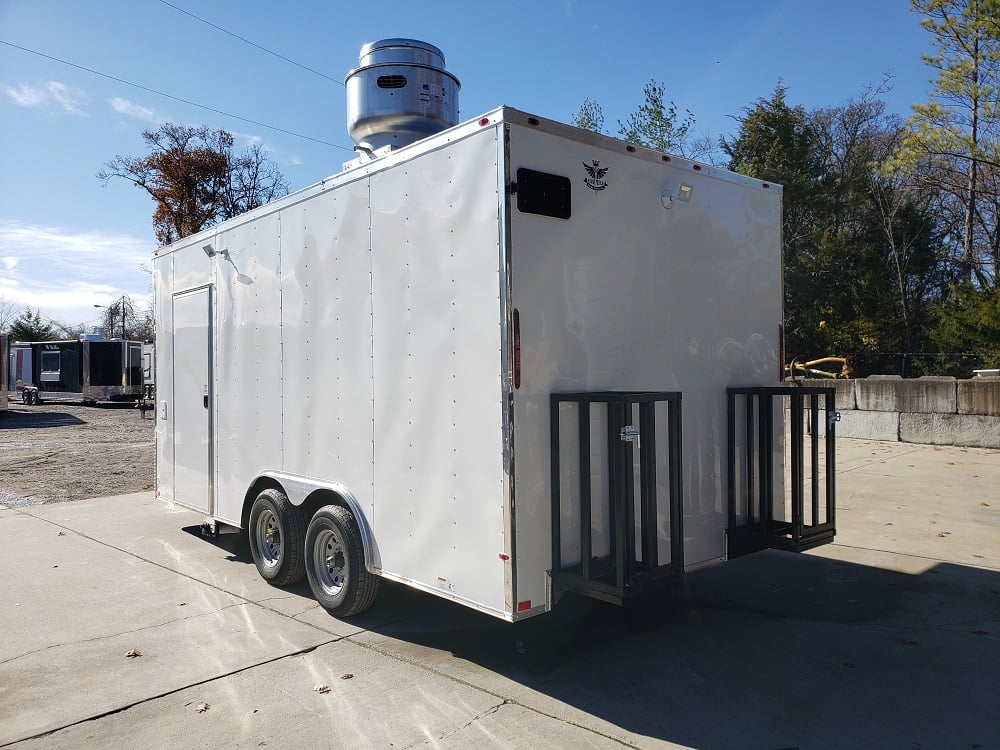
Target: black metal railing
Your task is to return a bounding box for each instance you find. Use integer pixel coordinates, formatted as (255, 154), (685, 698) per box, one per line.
(727, 386), (837, 557)
(550, 391), (683, 605)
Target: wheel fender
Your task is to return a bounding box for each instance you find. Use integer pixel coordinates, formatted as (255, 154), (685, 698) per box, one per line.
(257, 471), (382, 574)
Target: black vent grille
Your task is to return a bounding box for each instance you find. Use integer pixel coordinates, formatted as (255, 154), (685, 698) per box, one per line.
(376, 75), (407, 89)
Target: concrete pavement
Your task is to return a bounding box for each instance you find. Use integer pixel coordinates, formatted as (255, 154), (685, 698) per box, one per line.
(1, 438), (998, 749)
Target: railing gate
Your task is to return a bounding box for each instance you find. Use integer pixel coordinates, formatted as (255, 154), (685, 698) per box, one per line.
(550, 391), (683, 605)
(727, 386), (837, 556)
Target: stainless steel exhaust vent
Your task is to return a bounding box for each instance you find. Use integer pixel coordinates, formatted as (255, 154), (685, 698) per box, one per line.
(345, 38), (460, 150)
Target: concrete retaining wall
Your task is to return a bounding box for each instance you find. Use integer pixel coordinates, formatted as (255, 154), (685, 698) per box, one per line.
(795, 376), (1000, 448)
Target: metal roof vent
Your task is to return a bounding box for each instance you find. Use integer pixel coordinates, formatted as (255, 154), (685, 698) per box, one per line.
(345, 38), (460, 151)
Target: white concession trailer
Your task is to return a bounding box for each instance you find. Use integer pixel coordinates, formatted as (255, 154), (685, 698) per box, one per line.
(0, 334), (8, 411)
(153, 40), (836, 622)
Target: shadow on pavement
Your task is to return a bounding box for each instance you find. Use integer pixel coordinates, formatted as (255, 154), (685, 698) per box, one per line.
(347, 550), (1000, 749)
(181, 519), (999, 747)
(0, 411), (86, 429)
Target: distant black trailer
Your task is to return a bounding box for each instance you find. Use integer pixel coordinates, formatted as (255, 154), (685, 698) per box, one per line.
(10, 338), (144, 402)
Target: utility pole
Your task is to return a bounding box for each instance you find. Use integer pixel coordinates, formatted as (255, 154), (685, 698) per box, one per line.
(118, 295), (126, 339)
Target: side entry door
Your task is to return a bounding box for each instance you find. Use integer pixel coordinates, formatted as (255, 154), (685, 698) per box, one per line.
(172, 286), (213, 514)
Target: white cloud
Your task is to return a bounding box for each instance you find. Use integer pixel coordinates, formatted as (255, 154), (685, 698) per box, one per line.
(230, 131), (302, 169)
(5, 84), (45, 108)
(233, 131), (263, 147)
(109, 96), (160, 123)
(5, 81), (87, 115)
(0, 220), (153, 326)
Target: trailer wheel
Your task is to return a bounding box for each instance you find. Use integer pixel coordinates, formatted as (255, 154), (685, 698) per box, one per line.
(305, 505), (380, 617)
(249, 489), (306, 586)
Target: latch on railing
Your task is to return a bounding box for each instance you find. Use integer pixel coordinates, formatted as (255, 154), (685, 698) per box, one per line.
(620, 425), (640, 450)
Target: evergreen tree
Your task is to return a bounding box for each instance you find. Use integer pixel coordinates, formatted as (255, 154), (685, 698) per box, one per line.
(931, 283), (1000, 368)
(571, 98), (606, 133)
(722, 83), (828, 357)
(617, 80), (695, 155)
(9, 308), (57, 342)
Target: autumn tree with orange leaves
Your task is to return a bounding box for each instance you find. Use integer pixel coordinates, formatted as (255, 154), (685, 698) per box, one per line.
(99, 124), (288, 245)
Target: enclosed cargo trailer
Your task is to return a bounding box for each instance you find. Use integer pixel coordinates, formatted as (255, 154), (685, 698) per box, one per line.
(11, 338), (144, 403)
(153, 104), (837, 621)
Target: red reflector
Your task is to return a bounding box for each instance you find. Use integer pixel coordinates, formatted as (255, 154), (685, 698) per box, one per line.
(512, 309), (521, 389)
(517, 600), (531, 612)
(498, 553), (510, 561)
(479, 117), (490, 126)
(778, 323), (785, 382)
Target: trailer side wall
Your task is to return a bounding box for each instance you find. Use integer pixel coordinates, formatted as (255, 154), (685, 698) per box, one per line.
(369, 128), (508, 613)
(156, 125), (512, 616)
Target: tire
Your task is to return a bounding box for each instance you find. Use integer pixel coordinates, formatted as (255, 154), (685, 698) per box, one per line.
(248, 488), (306, 586)
(305, 505), (380, 617)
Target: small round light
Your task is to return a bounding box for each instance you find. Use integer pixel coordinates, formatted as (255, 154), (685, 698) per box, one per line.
(626, 145), (636, 153)
(479, 117), (490, 126)
(527, 117), (539, 126)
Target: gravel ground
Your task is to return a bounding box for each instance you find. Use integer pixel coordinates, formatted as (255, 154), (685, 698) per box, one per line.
(0, 395), (154, 506)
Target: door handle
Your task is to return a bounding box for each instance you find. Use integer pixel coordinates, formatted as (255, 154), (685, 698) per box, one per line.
(203, 387), (209, 409)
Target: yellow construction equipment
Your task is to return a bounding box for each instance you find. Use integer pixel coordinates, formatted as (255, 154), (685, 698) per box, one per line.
(785, 356), (852, 379)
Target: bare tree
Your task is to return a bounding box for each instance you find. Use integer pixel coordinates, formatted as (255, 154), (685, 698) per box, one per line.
(0, 296), (17, 333)
(99, 124), (289, 245)
(898, 0), (1000, 288)
(96, 294), (152, 340)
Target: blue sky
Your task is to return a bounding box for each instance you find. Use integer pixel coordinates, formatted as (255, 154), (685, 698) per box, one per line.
(1, 0), (933, 329)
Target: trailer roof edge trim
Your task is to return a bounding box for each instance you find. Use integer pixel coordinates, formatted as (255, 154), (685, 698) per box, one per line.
(152, 104), (781, 259)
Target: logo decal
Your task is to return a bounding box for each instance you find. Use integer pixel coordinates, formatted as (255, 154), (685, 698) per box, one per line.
(583, 160), (609, 192)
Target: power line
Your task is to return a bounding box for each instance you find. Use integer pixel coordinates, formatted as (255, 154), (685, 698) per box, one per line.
(157, 0), (344, 86)
(0, 39), (353, 152)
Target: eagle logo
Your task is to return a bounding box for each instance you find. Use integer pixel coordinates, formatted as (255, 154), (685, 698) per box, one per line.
(583, 160), (609, 191)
